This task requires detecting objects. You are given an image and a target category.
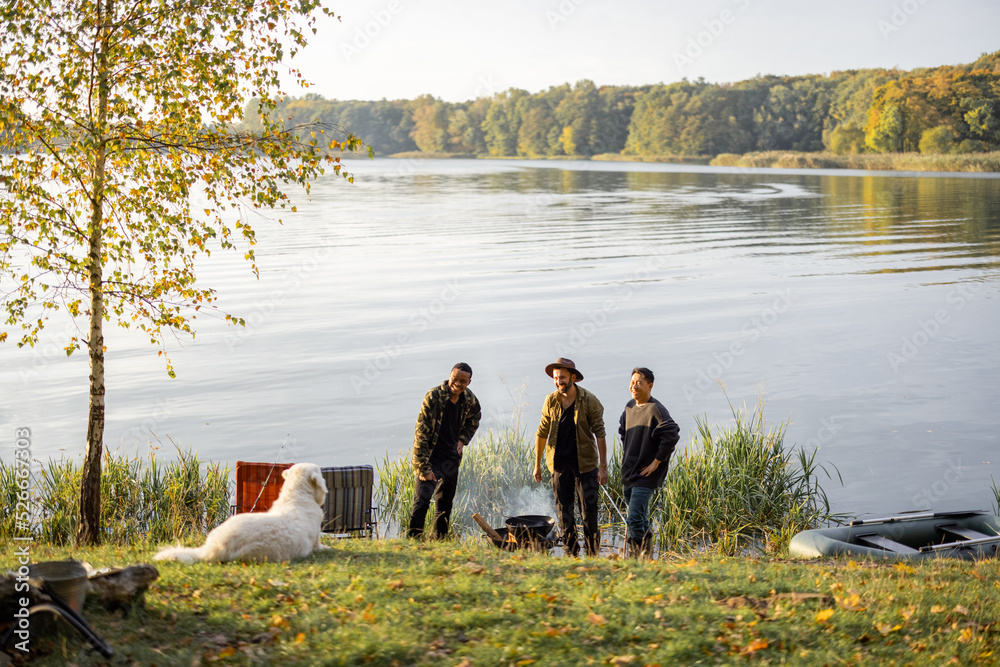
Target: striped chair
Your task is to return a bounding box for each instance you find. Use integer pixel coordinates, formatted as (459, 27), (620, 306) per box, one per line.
(320, 465), (377, 539)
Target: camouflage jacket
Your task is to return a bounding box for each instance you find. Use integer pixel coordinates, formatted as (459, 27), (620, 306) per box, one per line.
(411, 381), (481, 477)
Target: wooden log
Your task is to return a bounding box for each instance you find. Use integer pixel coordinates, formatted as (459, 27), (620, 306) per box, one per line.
(472, 513), (503, 542)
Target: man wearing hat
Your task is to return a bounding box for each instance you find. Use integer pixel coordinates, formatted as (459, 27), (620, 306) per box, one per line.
(533, 357), (608, 557)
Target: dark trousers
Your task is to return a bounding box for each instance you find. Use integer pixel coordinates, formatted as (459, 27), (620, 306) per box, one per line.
(407, 457), (461, 539)
(552, 467), (600, 557)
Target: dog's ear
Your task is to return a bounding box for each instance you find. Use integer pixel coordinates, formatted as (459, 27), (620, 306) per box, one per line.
(282, 466), (293, 480)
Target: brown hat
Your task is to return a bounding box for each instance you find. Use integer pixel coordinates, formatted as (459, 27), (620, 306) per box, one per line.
(545, 357), (583, 381)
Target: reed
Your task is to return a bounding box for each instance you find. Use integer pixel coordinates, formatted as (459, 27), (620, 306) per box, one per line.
(0, 446), (231, 545)
(647, 400), (843, 555)
(375, 396), (842, 554)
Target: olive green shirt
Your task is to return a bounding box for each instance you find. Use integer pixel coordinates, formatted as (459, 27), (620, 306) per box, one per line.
(536, 385), (606, 474)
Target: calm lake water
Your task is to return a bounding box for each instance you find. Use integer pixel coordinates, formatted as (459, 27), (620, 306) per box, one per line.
(3, 158), (999, 519)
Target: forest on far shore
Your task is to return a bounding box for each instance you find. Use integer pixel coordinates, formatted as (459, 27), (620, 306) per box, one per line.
(245, 51), (1000, 159)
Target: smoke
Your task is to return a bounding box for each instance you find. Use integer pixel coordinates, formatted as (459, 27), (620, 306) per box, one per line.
(504, 485), (558, 519)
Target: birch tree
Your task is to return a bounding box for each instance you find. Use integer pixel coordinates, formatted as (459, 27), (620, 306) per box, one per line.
(0, 0), (365, 545)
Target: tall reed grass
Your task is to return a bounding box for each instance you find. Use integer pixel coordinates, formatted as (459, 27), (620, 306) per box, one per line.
(376, 397), (843, 554)
(0, 447), (231, 545)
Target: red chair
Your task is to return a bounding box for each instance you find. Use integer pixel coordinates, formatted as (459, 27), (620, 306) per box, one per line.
(233, 461), (292, 514)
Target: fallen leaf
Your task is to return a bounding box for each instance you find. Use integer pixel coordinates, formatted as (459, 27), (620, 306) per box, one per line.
(610, 655), (636, 665)
(957, 628), (975, 644)
(931, 605), (947, 614)
(586, 612), (607, 626)
(387, 579), (405, 590)
(836, 593), (866, 612)
(953, 605), (969, 616)
(218, 647), (235, 658)
(815, 608), (834, 624)
(742, 638), (769, 654)
(894, 563), (915, 575)
(875, 622), (902, 637)
(462, 562), (485, 575)
(294, 632), (307, 644)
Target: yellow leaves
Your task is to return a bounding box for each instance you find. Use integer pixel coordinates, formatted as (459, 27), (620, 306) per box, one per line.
(835, 592), (866, 612)
(386, 579), (404, 590)
(609, 655), (636, 665)
(814, 608), (834, 625)
(875, 621), (902, 637)
(953, 604), (969, 615)
(585, 612), (607, 626)
(931, 605), (947, 614)
(218, 647), (236, 658)
(893, 563), (916, 575)
(899, 605), (916, 623)
(742, 638), (769, 655)
(957, 627), (975, 644)
(294, 632), (307, 644)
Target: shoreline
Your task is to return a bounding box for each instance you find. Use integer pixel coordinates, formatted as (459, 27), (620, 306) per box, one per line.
(386, 150), (1000, 173)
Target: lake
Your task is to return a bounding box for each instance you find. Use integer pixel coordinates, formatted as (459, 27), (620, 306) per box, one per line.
(3, 158), (999, 519)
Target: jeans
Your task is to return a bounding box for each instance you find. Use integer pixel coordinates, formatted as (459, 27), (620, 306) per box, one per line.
(407, 457), (461, 539)
(552, 467), (600, 557)
(624, 485), (654, 546)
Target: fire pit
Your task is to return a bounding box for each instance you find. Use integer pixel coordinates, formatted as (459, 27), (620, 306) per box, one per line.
(486, 527), (558, 552)
(504, 515), (556, 543)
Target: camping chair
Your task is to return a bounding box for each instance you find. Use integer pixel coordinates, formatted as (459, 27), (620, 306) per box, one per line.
(320, 465), (378, 539)
(233, 461), (293, 514)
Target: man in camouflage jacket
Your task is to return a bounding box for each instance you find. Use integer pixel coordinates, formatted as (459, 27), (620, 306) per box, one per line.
(407, 362), (482, 538)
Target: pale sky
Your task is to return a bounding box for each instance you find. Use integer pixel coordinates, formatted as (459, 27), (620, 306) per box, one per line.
(285, 0), (1000, 102)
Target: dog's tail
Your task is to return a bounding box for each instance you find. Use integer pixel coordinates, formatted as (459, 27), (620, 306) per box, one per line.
(153, 544), (207, 564)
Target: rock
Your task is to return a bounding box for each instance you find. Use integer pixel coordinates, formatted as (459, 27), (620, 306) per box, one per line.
(86, 564), (159, 613)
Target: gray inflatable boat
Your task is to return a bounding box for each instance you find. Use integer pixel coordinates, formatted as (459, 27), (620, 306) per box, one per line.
(789, 510), (1000, 560)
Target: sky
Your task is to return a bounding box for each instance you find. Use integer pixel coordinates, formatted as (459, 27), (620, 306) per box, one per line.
(284, 0), (1000, 103)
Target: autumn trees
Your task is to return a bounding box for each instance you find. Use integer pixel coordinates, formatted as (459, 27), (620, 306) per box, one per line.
(267, 52), (1000, 160)
(0, 0), (364, 545)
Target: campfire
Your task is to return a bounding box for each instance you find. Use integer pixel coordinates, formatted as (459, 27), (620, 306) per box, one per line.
(474, 513), (556, 552)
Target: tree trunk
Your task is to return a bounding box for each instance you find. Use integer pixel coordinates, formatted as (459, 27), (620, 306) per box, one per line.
(77, 0), (113, 547)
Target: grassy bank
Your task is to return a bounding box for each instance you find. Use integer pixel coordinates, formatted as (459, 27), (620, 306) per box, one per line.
(10, 540), (1000, 665)
(385, 150), (1000, 172)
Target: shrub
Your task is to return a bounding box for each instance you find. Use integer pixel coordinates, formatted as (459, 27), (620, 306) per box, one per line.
(919, 126), (956, 154)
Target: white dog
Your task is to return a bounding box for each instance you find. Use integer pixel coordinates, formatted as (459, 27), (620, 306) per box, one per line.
(154, 462), (330, 563)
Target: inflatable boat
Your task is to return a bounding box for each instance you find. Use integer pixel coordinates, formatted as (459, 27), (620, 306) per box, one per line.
(789, 510), (1000, 560)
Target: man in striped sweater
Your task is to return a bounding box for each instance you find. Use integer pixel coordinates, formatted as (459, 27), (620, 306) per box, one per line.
(618, 367), (680, 558)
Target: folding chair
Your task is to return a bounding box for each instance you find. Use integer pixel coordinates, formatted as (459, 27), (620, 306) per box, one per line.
(233, 461), (293, 514)
(320, 465), (378, 538)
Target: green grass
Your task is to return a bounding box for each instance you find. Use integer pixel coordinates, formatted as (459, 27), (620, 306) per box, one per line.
(12, 539), (1000, 665)
(706, 150), (1000, 172)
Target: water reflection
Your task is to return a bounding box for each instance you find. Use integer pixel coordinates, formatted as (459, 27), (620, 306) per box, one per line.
(3, 158), (998, 519)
